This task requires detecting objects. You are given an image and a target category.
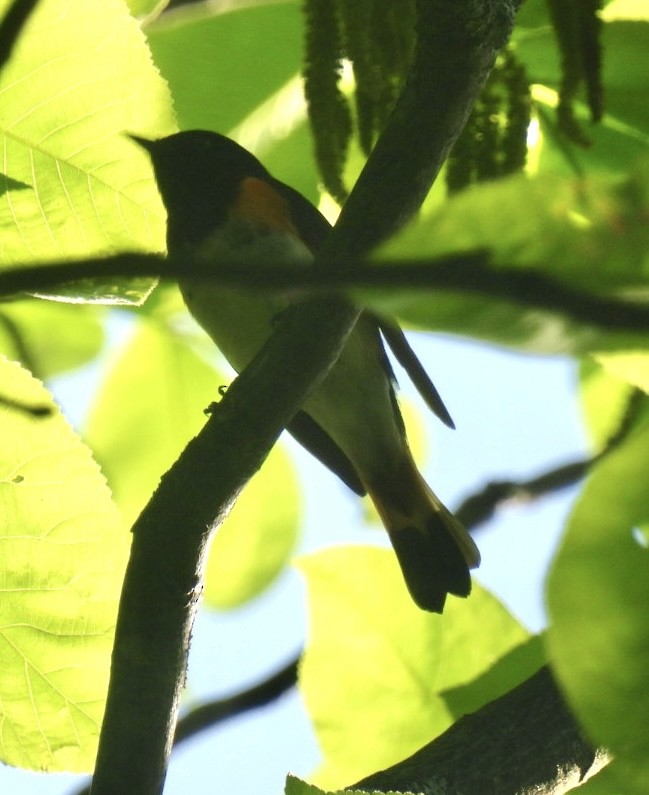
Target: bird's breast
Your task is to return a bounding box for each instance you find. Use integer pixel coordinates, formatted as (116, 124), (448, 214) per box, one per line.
(178, 221), (313, 373)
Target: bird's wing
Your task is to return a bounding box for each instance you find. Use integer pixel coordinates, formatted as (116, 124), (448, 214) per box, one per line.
(276, 179), (418, 484)
(272, 178), (333, 250)
(287, 411), (366, 495)
(378, 320), (455, 429)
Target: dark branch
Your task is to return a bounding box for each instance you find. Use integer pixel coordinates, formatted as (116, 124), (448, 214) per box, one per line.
(0, 392), (51, 417)
(89, 296), (360, 795)
(456, 386), (646, 530)
(455, 457), (592, 530)
(71, 656), (299, 795)
(2, 253), (649, 335)
(0, 309), (43, 378)
(354, 666), (607, 795)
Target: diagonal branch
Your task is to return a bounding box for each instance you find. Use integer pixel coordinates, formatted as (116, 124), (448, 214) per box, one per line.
(354, 666), (608, 795)
(89, 295), (360, 795)
(89, 2), (514, 793)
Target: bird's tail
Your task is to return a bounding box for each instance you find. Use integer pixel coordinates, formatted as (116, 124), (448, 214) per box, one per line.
(367, 451), (480, 613)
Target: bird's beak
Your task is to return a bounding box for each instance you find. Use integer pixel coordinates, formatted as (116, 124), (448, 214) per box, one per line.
(127, 133), (156, 152)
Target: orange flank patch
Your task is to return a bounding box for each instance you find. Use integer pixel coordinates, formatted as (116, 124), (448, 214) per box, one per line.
(233, 177), (301, 238)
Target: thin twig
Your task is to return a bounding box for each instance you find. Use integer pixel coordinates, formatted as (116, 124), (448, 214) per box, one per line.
(2, 253), (649, 334)
(0, 392), (51, 416)
(456, 457), (592, 530)
(457, 386), (646, 530)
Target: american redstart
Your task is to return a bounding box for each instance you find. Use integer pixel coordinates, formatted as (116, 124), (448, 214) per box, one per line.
(132, 130), (480, 613)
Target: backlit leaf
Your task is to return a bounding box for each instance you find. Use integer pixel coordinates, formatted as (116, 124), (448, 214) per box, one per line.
(0, 356), (128, 771)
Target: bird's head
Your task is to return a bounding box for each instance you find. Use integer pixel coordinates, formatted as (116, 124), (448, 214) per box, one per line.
(130, 130), (270, 245)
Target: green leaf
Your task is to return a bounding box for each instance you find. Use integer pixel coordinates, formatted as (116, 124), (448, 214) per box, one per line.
(606, 0), (649, 20)
(0, 0), (175, 301)
(0, 300), (104, 378)
(285, 779), (328, 795)
(84, 313), (225, 529)
(441, 634), (545, 720)
(579, 359), (636, 451)
(146, 5), (321, 211)
(513, 0), (548, 29)
(381, 168), (649, 291)
(297, 547), (529, 788)
(519, 22), (649, 140)
(547, 418), (649, 793)
(518, 19), (649, 178)
(146, 3), (303, 134)
(594, 351), (649, 394)
(535, 96), (649, 178)
(370, 166), (649, 355)
(85, 311), (300, 606)
(596, 22), (649, 136)
(0, 355), (128, 771)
